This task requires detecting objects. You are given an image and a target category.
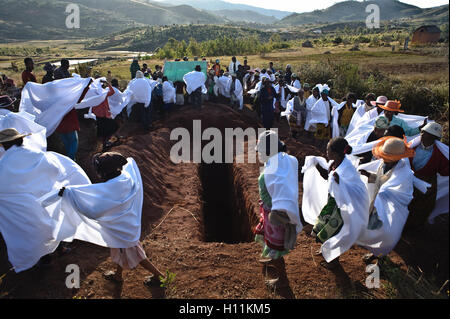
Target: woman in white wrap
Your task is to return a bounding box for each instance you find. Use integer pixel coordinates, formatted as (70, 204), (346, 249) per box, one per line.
(302, 137), (369, 269)
(254, 131), (302, 289)
(58, 152), (166, 286)
(358, 137), (415, 263)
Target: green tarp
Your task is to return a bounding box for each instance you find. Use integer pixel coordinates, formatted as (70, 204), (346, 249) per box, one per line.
(163, 61), (207, 82)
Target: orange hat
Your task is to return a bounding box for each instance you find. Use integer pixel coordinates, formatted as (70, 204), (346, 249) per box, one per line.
(379, 100), (404, 113)
(372, 136), (415, 162)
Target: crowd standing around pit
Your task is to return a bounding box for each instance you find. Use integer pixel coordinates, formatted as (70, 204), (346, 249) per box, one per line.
(0, 55), (448, 291)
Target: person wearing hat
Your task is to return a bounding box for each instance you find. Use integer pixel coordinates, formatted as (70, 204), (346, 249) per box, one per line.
(381, 100), (427, 137)
(22, 57), (37, 86)
(406, 122), (449, 231)
(0, 95), (17, 115)
(0, 127), (91, 272)
(42, 62), (55, 84)
(254, 130), (301, 289)
(358, 137), (416, 262)
(308, 137), (369, 269)
(357, 116), (390, 164)
(362, 95), (388, 121)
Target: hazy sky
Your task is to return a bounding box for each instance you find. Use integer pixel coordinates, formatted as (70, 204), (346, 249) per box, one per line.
(224, 0), (449, 13)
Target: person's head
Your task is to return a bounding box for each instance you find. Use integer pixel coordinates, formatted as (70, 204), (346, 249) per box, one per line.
(321, 92), (328, 100)
(346, 92), (357, 106)
(373, 137), (415, 166)
(384, 125), (405, 139)
(232, 56), (237, 63)
(135, 70), (144, 79)
(286, 64), (291, 71)
(219, 69), (224, 76)
(92, 152), (128, 182)
(298, 89), (305, 99)
(152, 73), (158, 81)
(238, 64), (243, 71)
(194, 57), (199, 61)
(0, 128), (29, 151)
(261, 68), (267, 74)
(365, 93), (376, 106)
(215, 59), (220, 64)
(162, 76), (168, 82)
(269, 62), (274, 68)
(195, 65), (201, 72)
(327, 137), (352, 165)
(111, 78), (119, 88)
(142, 64), (148, 69)
(312, 86), (320, 98)
(24, 58), (34, 71)
(374, 116), (389, 139)
(303, 83), (311, 91)
(267, 70), (273, 76)
(421, 122), (442, 147)
(183, 56), (188, 61)
(255, 130), (286, 163)
(43, 62), (54, 74)
(244, 59), (248, 65)
(107, 70), (112, 74)
(61, 59), (70, 70)
(371, 96), (388, 114)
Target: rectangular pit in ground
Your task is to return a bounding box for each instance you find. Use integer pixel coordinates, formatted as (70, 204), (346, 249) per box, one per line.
(199, 162), (254, 244)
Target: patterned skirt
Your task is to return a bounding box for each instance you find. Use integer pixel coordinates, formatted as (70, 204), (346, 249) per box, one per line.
(314, 123), (331, 141)
(312, 196), (343, 243)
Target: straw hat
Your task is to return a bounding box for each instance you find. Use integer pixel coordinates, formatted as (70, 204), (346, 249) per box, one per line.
(372, 136), (415, 162)
(379, 100), (404, 113)
(0, 128), (31, 143)
(422, 122), (442, 138)
(370, 96), (388, 107)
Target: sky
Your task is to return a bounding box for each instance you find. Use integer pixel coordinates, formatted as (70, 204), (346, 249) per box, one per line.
(223, 0), (450, 13)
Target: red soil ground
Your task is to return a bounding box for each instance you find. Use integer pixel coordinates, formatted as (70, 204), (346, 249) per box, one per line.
(0, 102), (448, 299)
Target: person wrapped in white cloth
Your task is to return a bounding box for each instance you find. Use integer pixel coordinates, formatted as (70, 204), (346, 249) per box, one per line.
(183, 65), (207, 108)
(357, 137), (416, 263)
(0, 128), (91, 273)
(302, 137), (369, 269)
(253, 130), (302, 289)
(56, 152), (166, 286)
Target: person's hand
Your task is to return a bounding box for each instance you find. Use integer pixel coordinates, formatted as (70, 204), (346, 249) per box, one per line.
(316, 164), (329, 180)
(58, 187), (66, 197)
(333, 172), (340, 184)
(420, 118), (428, 129)
(359, 169), (371, 178)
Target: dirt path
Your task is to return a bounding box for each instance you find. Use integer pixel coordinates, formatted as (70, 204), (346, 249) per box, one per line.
(0, 102), (448, 299)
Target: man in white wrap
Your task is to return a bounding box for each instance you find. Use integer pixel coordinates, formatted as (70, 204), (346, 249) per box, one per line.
(53, 152), (166, 286)
(304, 86), (320, 136)
(254, 130), (302, 289)
(230, 74), (244, 110)
(0, 129), (91, 273)
(357, 137), (416, 262)
(302, 137), (369, 269)
(126, 71), (152, 130)
(183, 65), (207, 108)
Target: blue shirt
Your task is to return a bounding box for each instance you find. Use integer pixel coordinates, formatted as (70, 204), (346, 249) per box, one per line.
(412, 143), (434, 171)
(390, 116), (421, 136)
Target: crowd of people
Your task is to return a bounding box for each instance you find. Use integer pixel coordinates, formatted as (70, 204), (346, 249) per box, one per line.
(0, 55), (448, 293)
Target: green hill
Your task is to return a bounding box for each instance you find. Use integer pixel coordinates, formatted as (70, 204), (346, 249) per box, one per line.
(84, 25), (273, 51)
(0, 0), (226, 41)
(277, 0), (440, 26)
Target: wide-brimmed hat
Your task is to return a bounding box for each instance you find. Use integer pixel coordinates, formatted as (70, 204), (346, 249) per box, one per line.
(379, 100), (404, 113)
(0, 95), (16, 108)
(422, 122), (442, 138)
(372, 136), (415, 162)
(0, 128), (31, 143)
(370, 96), (388, 107)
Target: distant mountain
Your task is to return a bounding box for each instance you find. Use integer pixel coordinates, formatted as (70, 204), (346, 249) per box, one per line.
(212, 9), (278, 24)
(154, 0), (292, 19)
(0, 0), (227, 41)
(277, 0), (444, 26)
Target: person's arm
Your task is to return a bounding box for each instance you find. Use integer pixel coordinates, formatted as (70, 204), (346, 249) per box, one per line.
(438, 149), (449, 176)
(21, 72), (27, 85)
(359, 169), (376, 183)
(77, 79), (93, 104)
(316, 164), (329, 180)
